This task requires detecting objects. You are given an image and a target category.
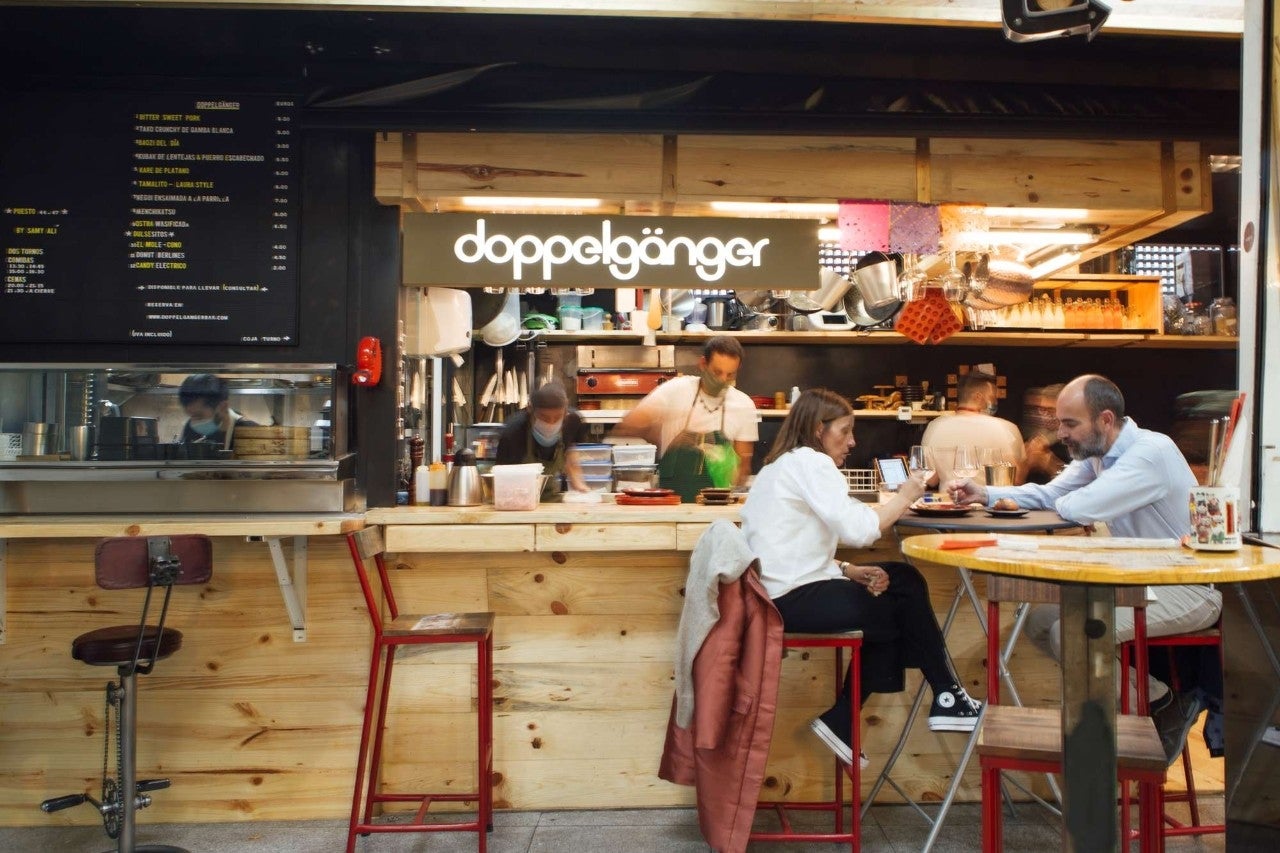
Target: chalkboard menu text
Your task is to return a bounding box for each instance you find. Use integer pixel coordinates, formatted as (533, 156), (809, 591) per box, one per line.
(0, 91), (299, 345)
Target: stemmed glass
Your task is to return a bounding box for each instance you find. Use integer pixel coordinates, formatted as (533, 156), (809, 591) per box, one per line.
(898, 254), (927, 302)
(939, 251), (968, 302)
(952, 445), (980, 482)
(908, 445), (935, 486)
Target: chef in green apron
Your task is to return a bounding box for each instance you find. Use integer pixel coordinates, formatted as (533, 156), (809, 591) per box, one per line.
(614, 336), (759, 502)
(496, 382), (590, 496)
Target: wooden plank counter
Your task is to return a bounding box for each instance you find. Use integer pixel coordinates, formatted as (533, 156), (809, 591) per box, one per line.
(2, 507), (1140, 826)
(363, 504), (1044, 814)
(0, 513), (365, 827)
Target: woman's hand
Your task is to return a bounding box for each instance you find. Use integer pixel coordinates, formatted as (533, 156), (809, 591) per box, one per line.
(843, 562), (889, 597)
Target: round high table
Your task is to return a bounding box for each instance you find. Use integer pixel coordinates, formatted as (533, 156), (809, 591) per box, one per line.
(868, 509), (1080, 851)
(901, 532), (1280, 853)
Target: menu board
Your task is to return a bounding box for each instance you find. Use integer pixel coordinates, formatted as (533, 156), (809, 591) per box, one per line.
(0, 91), (299, 345)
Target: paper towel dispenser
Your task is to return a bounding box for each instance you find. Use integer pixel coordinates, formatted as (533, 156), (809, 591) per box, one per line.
(407, 287), (473, 363)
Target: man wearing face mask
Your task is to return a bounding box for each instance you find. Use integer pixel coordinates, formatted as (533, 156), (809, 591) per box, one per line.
(178, 373), (257, 449)
(919, 370), (1027, 486)
(496, 382), (589, 494)
(613, 336), (758, 502)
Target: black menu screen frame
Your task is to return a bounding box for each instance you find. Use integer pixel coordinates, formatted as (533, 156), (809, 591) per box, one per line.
(1, 91), (300, 346)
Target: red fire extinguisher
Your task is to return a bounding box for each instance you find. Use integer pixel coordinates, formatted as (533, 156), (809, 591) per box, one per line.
(351, 336), (383, 387)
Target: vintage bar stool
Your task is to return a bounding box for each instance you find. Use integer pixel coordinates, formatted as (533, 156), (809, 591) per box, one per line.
(1120, 624), (1226, 839)
(980, 575), (1166, 853)
(40, 534), (213, 853)
(345, 527), (494, 853)
(750, 629), (863, 852)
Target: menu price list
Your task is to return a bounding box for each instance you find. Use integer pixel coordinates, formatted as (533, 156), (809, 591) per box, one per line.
(1, 91), (299, 345)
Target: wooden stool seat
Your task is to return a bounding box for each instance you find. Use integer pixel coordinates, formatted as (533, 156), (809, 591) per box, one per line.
(72, 625), (184, 668)
(980, 706), (1166, 775)
(384, 612), (495, 638)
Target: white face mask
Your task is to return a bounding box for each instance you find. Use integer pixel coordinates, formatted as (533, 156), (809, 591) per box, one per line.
(532, 420), (563, 447)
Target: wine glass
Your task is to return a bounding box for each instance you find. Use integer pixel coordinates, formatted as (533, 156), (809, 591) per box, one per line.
(898, 254), (927, 302)
(908, 445), (935, 486)
(953, 445), (980, 482)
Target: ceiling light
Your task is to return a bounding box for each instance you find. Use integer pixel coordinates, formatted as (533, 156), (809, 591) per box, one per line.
(710, 201), (841, 216)
(817, 226), (843, 242)
(984, 207), (1089, 220)
(459, 197), (602, 209)
(982, 229), (1096, 247)
(1029, 251), (1082, 280)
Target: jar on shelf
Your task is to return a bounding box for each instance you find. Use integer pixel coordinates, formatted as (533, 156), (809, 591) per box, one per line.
(1209, 297), (1238, 336)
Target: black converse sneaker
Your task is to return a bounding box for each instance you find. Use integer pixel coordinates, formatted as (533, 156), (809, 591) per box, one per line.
(927, 685), (983, 732)
(808, 707), (870, 769)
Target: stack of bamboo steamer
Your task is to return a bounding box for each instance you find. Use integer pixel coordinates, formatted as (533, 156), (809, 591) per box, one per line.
(232, 425), (310, 460)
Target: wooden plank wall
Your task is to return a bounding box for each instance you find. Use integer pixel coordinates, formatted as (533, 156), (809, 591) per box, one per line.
(2, 536), (369, 827)
(3, 529), (1216, 826)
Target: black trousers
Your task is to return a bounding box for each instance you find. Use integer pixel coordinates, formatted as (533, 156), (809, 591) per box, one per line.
(772, 561), (961, 711)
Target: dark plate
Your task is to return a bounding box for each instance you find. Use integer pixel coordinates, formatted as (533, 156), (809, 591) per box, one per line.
(985, 508), (1030, 519)
(910, 505), (974, 518)
(623, 488), (675, 498)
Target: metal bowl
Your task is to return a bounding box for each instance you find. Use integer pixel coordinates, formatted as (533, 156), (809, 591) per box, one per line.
(842, 287), (901, 329)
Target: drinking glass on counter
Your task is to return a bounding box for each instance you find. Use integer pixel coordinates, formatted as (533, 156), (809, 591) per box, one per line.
(908, 445), (934, 485)
(952, 445), (979, 482)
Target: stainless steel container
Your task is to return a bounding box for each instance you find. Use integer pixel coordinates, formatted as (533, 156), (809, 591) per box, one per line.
(447, 448), (483, 506)
(21, 422), (57, 456)
(612, 464), (659, 491)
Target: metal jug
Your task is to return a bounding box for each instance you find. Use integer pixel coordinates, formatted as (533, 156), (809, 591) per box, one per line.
(447, 448), (484, 506)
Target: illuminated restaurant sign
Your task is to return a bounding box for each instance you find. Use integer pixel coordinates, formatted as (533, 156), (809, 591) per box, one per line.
(402, 213), (819, 290)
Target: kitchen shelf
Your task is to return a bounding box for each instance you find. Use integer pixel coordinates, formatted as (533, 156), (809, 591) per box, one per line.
(527, 330), (1237, 350)
(578, 408), (948, 424)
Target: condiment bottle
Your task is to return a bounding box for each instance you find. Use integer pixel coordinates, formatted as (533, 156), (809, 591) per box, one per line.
(408, 435), (425, 504)
(413, 462), (431, 505)
(428, 461), (448, 506)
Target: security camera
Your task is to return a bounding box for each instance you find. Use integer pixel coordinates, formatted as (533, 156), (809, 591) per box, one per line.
(1001, 0), (1111, 43)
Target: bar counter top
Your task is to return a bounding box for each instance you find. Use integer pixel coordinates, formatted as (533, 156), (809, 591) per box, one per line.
(366, 501), (741, 525)
(0, 512), (365, 539)
(367, 502), (742, 553)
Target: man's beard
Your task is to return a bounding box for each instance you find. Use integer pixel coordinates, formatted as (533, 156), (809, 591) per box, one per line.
(1065, 424), (1107, 460)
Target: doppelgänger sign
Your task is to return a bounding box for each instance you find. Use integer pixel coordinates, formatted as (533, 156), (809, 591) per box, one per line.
(402, 213), (819, 290)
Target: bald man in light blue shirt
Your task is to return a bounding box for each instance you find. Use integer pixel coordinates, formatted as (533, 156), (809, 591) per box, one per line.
(946, 375), (1220, 756)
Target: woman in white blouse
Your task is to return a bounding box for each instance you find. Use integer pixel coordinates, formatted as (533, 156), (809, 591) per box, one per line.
(740, 388), (981, 767)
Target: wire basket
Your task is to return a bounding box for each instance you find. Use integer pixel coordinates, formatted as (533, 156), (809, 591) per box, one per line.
(0, 433), (21, 461)
(841, 468), (879, 495)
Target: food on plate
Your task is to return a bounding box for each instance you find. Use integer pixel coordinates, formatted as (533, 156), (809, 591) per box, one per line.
(993, 498), (1021, 511)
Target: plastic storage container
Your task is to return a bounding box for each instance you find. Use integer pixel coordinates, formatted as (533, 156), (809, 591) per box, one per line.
(581, 475), (614, 494)
(557, 305), (583, 331)
(491, 463), (546, 511)
(612, 444), (657, 466)
(578, 460), (613, 478)
(571, 443), (614, 463)
(581, 306), (605, 330)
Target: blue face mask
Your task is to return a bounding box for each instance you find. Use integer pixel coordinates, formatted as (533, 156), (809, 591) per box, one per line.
(189, 418), (219, 437)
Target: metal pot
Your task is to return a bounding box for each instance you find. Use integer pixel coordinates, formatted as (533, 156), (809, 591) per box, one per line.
(842, 287), (901, 329)
(965, 254), (1034, 309)
(787, 267), (852, 313)
(852, 252), (901, 308)
(662, 289), (696, 318)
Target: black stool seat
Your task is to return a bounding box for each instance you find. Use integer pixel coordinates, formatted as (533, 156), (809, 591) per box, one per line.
(72, 626), (183, 667)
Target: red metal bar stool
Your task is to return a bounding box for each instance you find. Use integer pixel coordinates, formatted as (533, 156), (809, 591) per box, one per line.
(40, 535), (213, 853)
(750, 630), (862, 852)
(345, 527), (494, 853)
(979, 575), (1166, 853)
(1120, 625), (1225, 838)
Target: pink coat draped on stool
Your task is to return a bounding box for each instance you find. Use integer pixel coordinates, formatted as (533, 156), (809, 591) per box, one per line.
(659, 520), (785, 853)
